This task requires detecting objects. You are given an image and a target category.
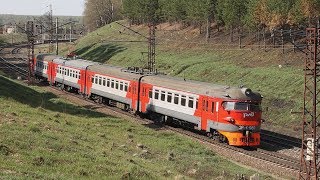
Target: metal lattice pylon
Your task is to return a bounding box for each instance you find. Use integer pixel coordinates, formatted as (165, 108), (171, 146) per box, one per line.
(300, 28), (320, 180)
(147, 23), (156, 73)
(27, 21), (35, 84)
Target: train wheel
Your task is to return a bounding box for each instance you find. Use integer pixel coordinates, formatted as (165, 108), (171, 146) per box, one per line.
(219, 135), (227, 143)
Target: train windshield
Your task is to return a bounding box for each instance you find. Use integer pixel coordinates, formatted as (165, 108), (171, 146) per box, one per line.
(222, 102), (261, 112)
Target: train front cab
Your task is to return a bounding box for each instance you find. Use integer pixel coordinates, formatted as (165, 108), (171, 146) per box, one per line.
(218, 101), (262, 147)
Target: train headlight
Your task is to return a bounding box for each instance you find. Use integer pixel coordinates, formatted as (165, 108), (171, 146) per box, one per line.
(224, 117), (235, 123)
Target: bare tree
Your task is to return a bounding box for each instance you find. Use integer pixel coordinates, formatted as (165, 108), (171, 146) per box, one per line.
(83, 0), (122, 31)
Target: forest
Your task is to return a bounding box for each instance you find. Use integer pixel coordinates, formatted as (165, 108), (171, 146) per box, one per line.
(83, 0), (320, 32)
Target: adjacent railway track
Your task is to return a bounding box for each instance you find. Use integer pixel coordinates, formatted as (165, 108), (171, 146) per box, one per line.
(1, 54), (301, 178)
(0, 57), (28, 78)
(261, 129), (301, 148)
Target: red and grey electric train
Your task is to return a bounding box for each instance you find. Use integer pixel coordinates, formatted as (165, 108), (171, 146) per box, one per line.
(34, 54), (263, 147)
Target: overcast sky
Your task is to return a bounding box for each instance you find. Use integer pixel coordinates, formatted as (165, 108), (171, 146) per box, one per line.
(0, 0), (84, 16)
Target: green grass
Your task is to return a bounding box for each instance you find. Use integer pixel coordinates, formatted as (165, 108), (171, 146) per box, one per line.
(0, 76), (273, 179)
(67, 21), (304, 129)
(0, 33), (27, 44)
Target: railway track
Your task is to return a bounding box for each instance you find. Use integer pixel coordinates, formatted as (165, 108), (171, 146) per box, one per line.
(2, 55), (301, 177)
(11, 47), (21, 54)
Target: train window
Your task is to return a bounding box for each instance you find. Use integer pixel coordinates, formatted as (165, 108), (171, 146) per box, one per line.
(103, 78), (106, 86)
(120, 82), (123, 90)
(249, 103), (262, 112)
(161, 91), (165, 101)
(202, 100), (209, 111)
(222, 102), (235, 111)
(95, 76), (98, 84)
(188, 97), (194, 108)
(67, 69), (70, 76)
(222, 102), (261, 112)
(91, 76), (94, 83)
(202, 100), (205, 110)
(167, 92), (172, 103)
(64, 68), (67, 75)
(116, 81), (119, 89)
(181, 95), (186, 106)
(99, 77), (102, 85)
(174, 94), (179, 104)
(79, 74), (81, 79)
(149, 89), (153, 98)
(107, 79), (110, 87)
(211, 102), (215, 113)
(206, 101), (209, 111)
(124, 83), (128, 92)
(111, 80), (115, 88)
(154, 90), (159, 100)
(196, 99), (198, 109)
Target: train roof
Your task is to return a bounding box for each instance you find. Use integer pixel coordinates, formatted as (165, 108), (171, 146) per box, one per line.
(36, 54), (61, 62)
(64, 59), (98, 70)
(53, 58), (67, 64)
(88, 64), (143, 81)
(78, 59), (262, 100)
(142, 75), (262, 101)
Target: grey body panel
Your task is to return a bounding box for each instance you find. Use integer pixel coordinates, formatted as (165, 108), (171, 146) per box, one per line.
(146, 104), (200, 124)
(91, 88), (131, 105)
(207, 121), (260, 132)
(55, 77), (79, 89)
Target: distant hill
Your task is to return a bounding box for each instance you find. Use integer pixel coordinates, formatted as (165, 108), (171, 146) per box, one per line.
(0, 14), (83, 25)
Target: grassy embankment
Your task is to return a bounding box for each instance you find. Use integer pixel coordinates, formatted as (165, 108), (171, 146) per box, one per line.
(0, 33), (27, 44)
(0, 76), (269, 179)
(64, 21), (304, 130)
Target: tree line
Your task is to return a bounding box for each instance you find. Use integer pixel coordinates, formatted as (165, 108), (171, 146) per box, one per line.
(84, 0), (320, 31)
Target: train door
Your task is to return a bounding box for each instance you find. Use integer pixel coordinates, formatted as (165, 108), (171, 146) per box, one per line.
(139, 84), (152, 113)
(129, 81), (138, 111)
(79, 69), (86, 94)
(208, 98), (217, 124)
(201, 96), (209, 131)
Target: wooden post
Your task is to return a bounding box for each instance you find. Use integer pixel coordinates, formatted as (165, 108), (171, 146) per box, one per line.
(290, 29), (295, 53)
(230, 26), (233, 42)
(281, 29), (284, 54)
(263, 28), (266, 51)
(206, 17), (210, 43)
(238, 28), (242, 49)
(272, 29), (275, 48)
(257, 30), (260, 48)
